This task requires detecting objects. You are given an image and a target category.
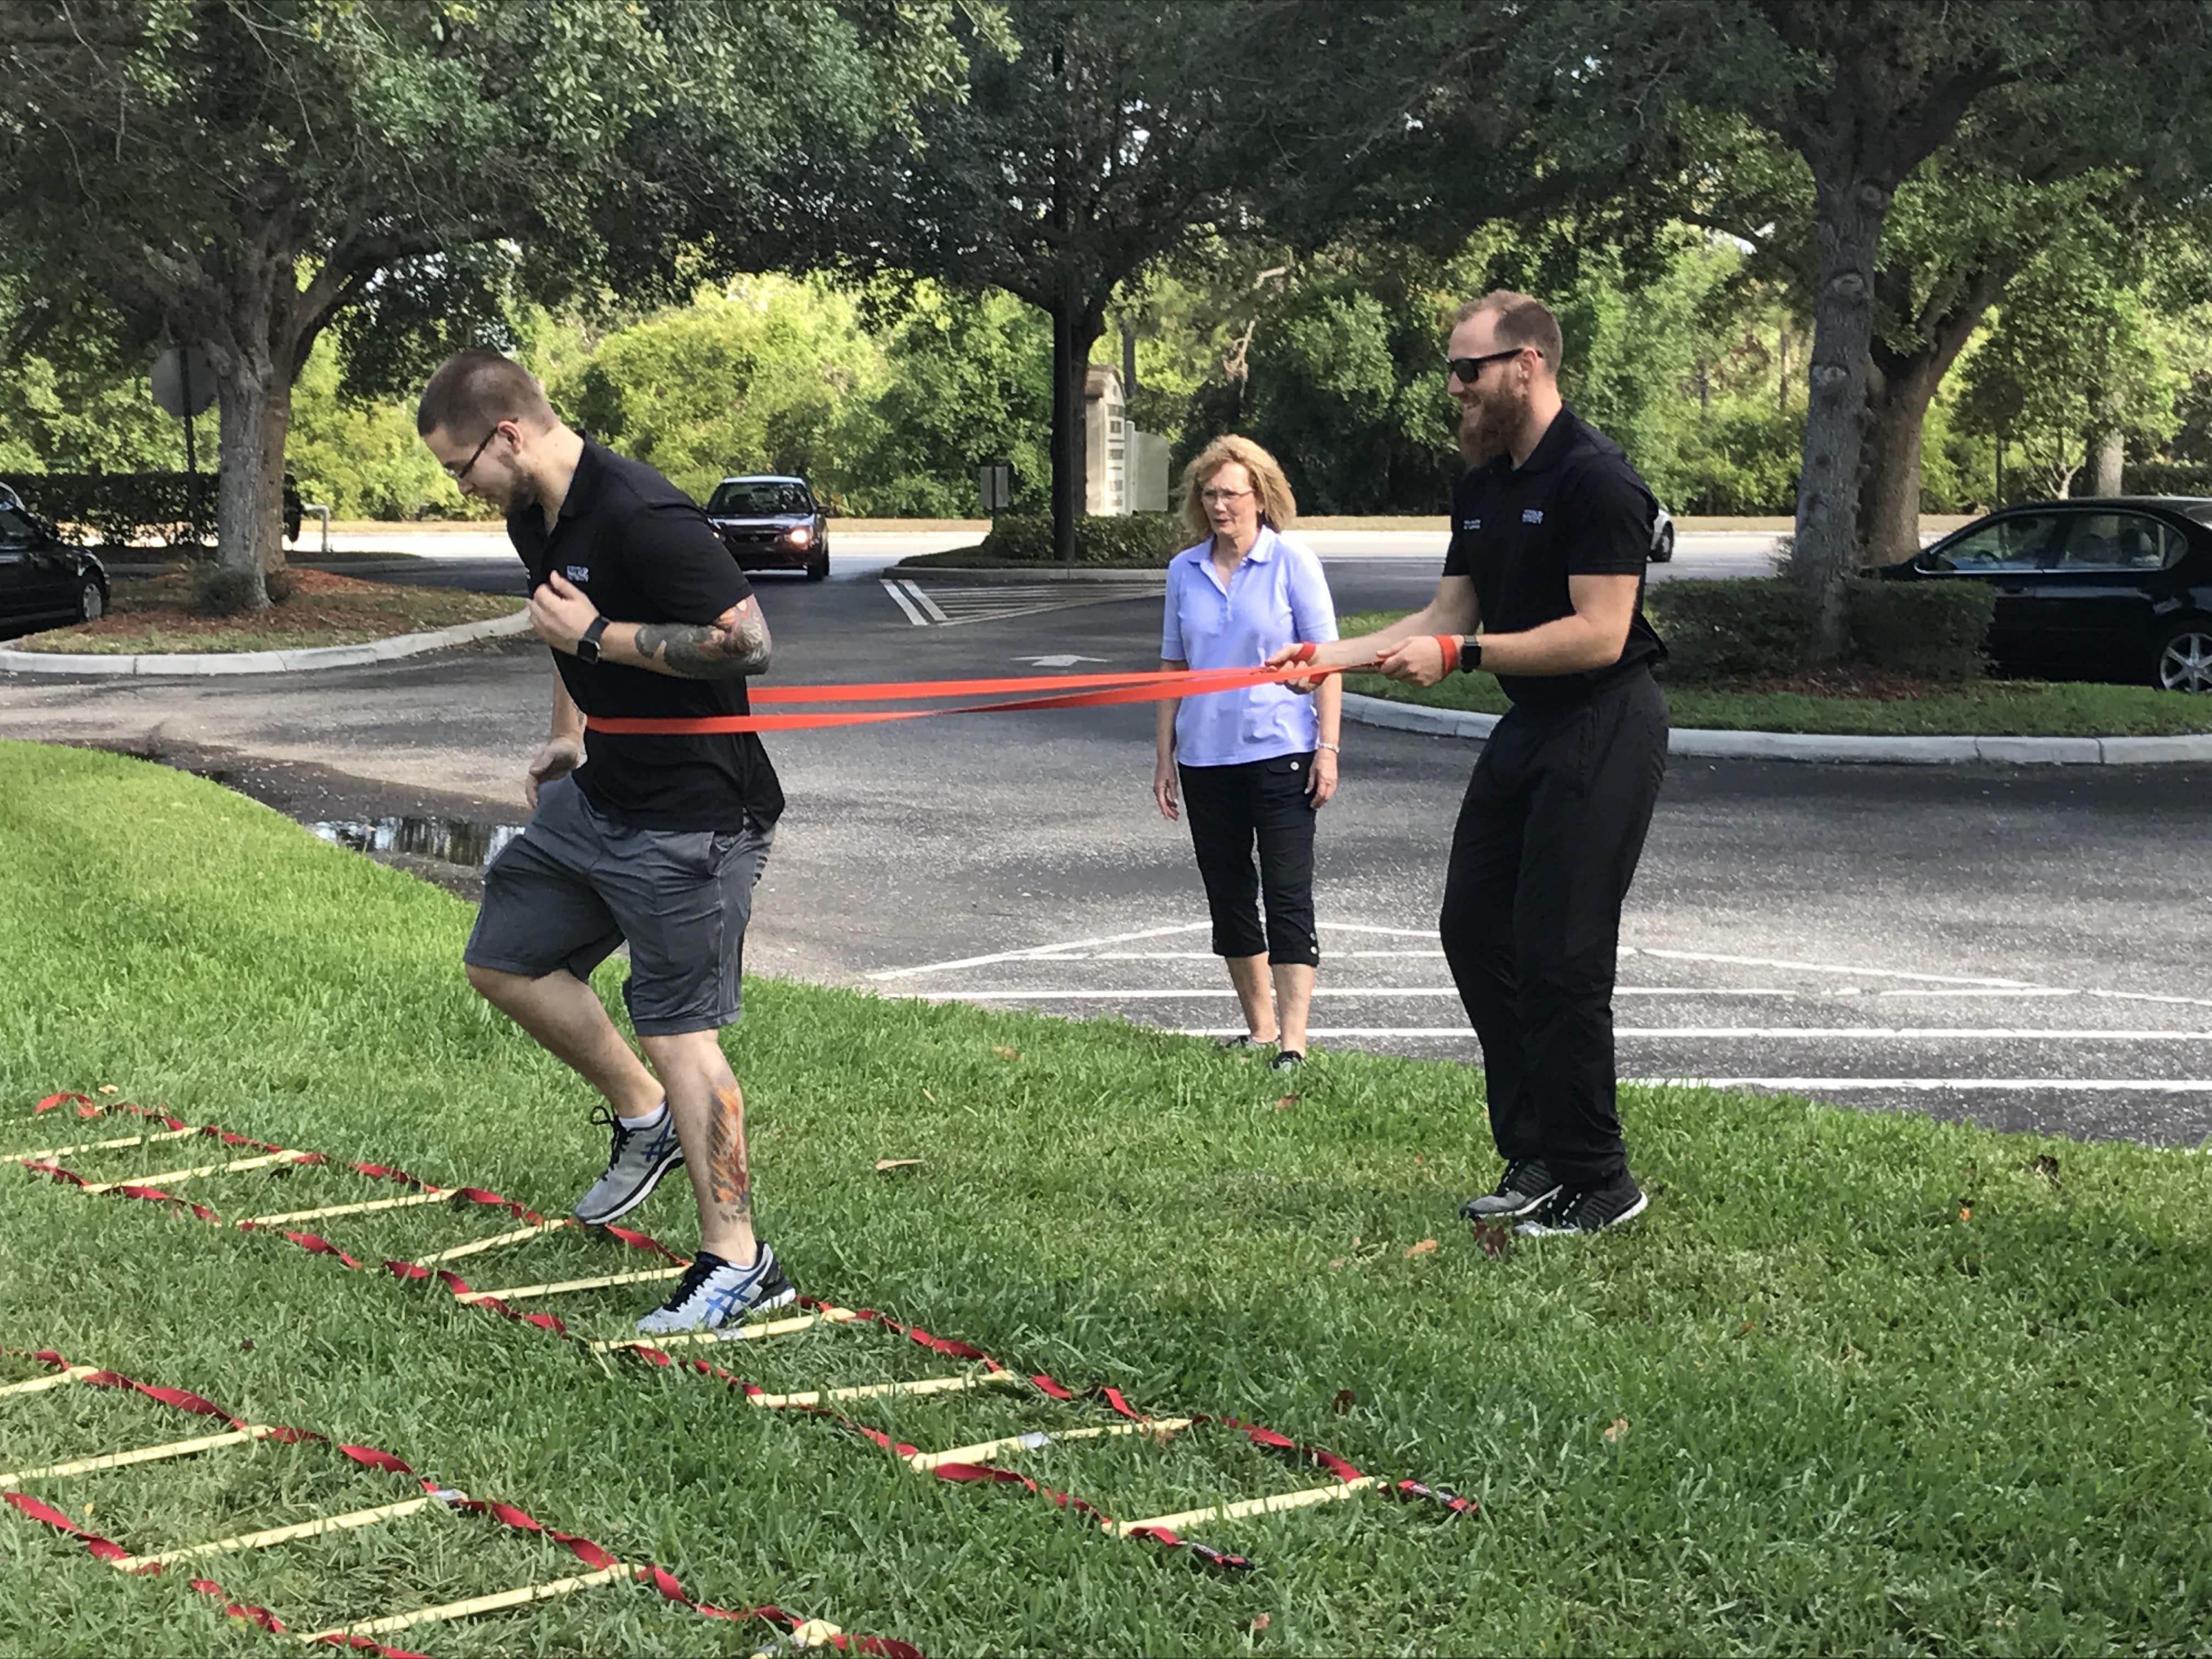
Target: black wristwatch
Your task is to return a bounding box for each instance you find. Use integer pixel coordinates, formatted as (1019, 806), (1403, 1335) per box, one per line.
(575, 615), (610, 664)
(1459, 633), (1483, 673)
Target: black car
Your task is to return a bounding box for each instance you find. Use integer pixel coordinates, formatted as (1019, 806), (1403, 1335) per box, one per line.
(704, 475), (828, 582)
(0, 494), (109, 638)
(1881, 497), (2212, 692)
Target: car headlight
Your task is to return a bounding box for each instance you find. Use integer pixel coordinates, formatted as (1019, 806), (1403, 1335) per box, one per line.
(784, 524), (813, 547)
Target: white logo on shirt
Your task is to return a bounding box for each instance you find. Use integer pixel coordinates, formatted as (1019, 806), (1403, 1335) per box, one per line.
(565, 564), (590, 583)
(1521, 508), (1545, 524)
(1462, 518), (1482, 531)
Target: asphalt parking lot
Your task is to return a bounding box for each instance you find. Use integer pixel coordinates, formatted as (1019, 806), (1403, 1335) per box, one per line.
(4, 535), (2207, 1150)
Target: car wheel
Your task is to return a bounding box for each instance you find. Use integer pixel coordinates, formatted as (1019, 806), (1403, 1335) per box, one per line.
(2154, 618), (2212, 692)
(1649, 522), (1675, 563)
(805, 546), (829, 581)
(77, 579), (105, 623)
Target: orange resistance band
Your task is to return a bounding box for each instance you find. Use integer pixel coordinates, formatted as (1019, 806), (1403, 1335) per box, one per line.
(1432, 635), (1460, 674)
(585, 661), (1348, 736)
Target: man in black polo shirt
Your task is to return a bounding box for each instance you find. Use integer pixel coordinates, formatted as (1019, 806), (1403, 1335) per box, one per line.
(1271, 291), (1668, 1235)
(417, 349), (795, 1332)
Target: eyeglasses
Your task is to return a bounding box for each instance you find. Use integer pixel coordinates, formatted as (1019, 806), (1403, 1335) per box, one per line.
(1200, 488), (1254, 505)
(443, 425), (501, 483)
(1446, 347), (1528, 384)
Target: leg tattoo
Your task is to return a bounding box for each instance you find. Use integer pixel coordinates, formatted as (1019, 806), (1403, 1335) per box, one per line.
(707, 1083), (752, 1225)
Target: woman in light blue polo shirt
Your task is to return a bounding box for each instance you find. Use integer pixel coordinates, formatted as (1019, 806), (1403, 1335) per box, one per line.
(1153, 435), (1342, 1070)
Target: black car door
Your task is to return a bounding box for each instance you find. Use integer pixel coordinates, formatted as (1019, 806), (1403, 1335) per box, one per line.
(2012, 509), (2185, 680)
(1915, 510), (2069, 671)
(0, 504), (54, 625)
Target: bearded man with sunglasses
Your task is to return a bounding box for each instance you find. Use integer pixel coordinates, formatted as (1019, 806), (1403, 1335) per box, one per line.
(417, 349), (795, 1333)
(1268, 291), (1668, 1237)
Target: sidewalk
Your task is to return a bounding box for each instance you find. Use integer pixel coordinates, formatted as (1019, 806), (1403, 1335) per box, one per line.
(0, 610), (530, 677)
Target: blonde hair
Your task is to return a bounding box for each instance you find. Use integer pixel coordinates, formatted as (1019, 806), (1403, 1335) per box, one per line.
(1178, 435), (1298, 541)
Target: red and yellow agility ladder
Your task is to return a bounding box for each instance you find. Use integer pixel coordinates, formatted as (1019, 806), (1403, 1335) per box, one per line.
(0, 1346), (917, 1657)
(13, 1092), (1474, 1581)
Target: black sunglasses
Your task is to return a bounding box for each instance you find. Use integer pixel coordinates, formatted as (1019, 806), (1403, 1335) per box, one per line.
(1446, 347), (1528, 383)
(444, 425), (501, 483)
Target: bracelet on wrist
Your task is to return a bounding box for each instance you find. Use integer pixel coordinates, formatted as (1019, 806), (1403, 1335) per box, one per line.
(1317, 741), (1339, 753)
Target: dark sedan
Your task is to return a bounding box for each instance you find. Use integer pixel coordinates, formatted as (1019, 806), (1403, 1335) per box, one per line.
(704, 475), (828, 582)
(1881, 497), (2212, 692)
(0, 495), (109, 639)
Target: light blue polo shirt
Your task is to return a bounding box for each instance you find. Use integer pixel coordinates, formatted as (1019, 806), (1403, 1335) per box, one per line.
(1161, 526), (1339, 768)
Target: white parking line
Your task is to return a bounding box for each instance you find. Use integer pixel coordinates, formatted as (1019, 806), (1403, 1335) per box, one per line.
(1624, 946), (2033, 989)
(1638, 1077), (2212, 1094)
(881, 579), (928, 626)
(922, 988), (1804, 1003)
(901, 579), (949, 623)
(1167, 1024), (2212, 1041)
(868, 923), (1210, 980)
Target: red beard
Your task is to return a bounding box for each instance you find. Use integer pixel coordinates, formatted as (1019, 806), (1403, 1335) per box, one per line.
(1457, 382), (1527, 467)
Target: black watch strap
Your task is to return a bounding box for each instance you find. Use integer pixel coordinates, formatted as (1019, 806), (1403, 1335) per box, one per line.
(1459, 633), (1482, 672)
(577, 615), (610, 662)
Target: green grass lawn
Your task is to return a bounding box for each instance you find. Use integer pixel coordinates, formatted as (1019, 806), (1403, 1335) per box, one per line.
(2, 741), (2208, 1655)
(1336, 610), (2212, 736)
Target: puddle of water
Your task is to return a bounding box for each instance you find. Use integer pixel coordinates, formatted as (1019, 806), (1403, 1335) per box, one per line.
(309, 816), (522, 870)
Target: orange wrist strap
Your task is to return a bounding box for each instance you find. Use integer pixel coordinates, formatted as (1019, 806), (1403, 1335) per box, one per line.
(1433, 635), (1460, 674)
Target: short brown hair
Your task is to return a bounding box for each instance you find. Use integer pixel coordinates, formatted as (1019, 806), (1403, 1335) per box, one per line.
(416, 349), (556, 438)
(1453, 290), (1564, 375)
(1178, 434), (1299, 541)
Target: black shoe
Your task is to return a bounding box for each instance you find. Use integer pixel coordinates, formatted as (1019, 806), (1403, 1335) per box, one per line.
(1269, 1049), (1304, 1072)
(1458, 1157), (1560, 1221)
(1515, 1172), (1647, 1236)
(1217, 1034), (1271, 1051)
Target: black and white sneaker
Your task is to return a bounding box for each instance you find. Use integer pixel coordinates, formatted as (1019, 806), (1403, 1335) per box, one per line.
(635, 1243), (797, 1335)
(1515, 1172), (1648, 1236)
(1458, 1157), (1561, 1221)
(1269, 1049), (1304, 1073)
(573, 1105), (684, 1227)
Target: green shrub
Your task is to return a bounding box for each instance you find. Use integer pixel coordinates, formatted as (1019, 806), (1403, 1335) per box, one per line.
(1845, 577), (1993, 682)
(1644, 577), (1810, 680)
(191, 566), (268, 615)
(977, 511), (1187, 564)
(0, 470), (303, 548)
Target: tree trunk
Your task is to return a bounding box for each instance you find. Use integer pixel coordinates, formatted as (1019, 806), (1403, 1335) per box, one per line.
(1793, 170), (1891, 660)
(1858, 290), (1992, 567)
(2087, 423), (2124, 495)
(1048, 300), (1107, 568)
(206, 251), (305, 605)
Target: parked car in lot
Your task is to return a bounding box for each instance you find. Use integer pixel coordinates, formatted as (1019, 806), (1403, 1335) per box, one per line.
(1877, 497), (2212, 692)
(1649, 504), (1675, 562)
(704, 475), (829, 581)
(0, 493), (109, 636)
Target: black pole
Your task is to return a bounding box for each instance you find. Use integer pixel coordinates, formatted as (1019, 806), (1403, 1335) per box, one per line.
(178, 351), (204, 541)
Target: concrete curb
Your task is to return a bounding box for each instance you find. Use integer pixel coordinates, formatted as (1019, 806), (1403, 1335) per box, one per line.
(1340, 691), (2212, 765)
(0, 608), (532, 678)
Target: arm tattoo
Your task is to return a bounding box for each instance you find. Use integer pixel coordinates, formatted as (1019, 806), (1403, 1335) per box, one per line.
(635, 598), (771, 679)
(707, 1084), (752, 1226)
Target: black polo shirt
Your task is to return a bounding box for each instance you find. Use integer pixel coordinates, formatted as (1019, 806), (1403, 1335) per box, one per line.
(508, 441), (785, 831)
(1443, 405), (1666, 707)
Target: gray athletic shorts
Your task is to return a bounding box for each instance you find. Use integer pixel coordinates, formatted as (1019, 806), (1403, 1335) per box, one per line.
(464, 774), (774, 1036)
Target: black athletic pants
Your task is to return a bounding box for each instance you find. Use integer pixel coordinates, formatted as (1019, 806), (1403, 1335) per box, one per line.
(1438, 670), (1667, 1188)
(1179, 753), (1321, 965)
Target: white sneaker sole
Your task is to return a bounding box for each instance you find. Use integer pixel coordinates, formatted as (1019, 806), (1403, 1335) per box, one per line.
(635, 1280), (798, 1337)
(1516, 1191), (1649, 1236)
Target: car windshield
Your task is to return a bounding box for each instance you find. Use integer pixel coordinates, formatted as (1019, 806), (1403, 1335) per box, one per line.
(708, 481), (810, 516)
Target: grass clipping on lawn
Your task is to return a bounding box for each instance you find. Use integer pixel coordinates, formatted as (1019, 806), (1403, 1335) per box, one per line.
(2, 740), (2209, 1654)
(18, 566), (521, 654)
(1336, 608), (2212, 737)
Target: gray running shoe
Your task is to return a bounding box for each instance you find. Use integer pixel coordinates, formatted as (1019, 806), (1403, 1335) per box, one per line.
(1459, 1157), (1561, 1221)
(635, 1244), (797, 1334)
(1516, 1172), (1649, 1236)
(573, 1105), (684, 1227)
